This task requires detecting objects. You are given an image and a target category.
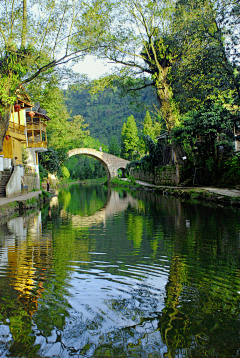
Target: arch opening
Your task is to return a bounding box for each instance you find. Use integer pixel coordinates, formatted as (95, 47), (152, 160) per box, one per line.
(67, 148), (129, 181)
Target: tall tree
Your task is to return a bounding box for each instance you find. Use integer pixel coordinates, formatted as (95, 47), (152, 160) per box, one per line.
(78, 0), (240, 128)
(39, 80), (90, 151)
(80, 0), (180, 130)
(139, 111), (161, 155)
(0, 0), (111, 150)
(121, 115), (139, 160)
(171, 0), (240, 113)
(143, 111), (155, 139)
(108, 136), (120, 156)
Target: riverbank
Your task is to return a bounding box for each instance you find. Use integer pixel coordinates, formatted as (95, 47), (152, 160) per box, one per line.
(55, 177), (106, 188)
(112, 178), (240, 207)
(0, 190), (53, 220)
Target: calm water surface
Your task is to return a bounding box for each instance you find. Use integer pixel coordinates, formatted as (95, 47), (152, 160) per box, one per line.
(0, 184), (240, 357)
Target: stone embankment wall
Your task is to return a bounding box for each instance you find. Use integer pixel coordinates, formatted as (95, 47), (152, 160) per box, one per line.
(131, 165), (181, 186)
(23, 174), (38, 192)
(131, 171), (155, 183)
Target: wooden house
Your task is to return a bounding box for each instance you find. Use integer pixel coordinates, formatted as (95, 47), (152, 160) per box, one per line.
(0, 88), (33, 166)
(25, 103), (51, 184)
(0, 91), (51, 196)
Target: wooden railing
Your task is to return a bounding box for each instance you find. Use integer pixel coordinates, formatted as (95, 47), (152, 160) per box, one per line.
(26, 121), (47, 132)
(27, 141), (48, 149)
(8, 121), (26, 135)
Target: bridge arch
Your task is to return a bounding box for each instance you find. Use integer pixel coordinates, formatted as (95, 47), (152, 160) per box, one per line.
(67, 148), (129, 181)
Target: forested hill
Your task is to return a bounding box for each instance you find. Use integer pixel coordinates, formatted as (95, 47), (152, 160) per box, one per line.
(64, 86), (158, 145)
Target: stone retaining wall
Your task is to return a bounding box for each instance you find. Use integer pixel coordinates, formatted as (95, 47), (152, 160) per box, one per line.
(130, 171), (155, 183)
(154, 165), (181, 185)
(23, 174), (38, 192)
(131, 165), (181, 186)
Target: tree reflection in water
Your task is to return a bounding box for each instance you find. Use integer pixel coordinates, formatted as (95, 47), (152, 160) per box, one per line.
(0, 184), (239, 357)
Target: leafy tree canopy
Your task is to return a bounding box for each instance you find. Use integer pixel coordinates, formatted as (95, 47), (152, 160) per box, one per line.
(172, 101), (234, 170)
(0, 0), (112, 149)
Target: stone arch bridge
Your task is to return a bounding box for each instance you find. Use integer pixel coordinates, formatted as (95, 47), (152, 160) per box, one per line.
(68, 148), (129, 181)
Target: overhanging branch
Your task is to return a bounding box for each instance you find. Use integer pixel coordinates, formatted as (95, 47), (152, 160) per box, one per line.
(127, 82), (154, 92)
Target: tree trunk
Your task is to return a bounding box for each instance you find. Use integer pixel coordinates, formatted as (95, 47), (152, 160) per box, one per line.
(21, 0), (27, 48)
(155, 68), (179, 131)
(0, 104), (12, 151)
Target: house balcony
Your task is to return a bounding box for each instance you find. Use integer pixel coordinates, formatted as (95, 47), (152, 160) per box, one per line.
(27, 141), (48, 149)
(7, 121), (26, 141)
(26, 119), (48, 152)
(26, 121), (47, 132)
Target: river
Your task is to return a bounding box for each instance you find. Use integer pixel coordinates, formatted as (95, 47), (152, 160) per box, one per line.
(0, 183), (240, 357)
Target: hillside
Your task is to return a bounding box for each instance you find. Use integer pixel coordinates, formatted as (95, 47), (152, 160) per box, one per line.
(64, 86), (159, 145)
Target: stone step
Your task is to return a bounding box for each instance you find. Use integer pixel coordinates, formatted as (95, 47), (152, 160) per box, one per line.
(0, 181), (10, 185)
(179, 178), (193, 187)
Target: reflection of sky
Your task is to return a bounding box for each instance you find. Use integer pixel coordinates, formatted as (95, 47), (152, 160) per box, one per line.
(48, 257), (170, 355)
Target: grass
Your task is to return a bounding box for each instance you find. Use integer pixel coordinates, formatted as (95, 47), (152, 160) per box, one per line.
(41, 190), (52, 198)
(26, 197), (36, 205)
(80, 177), (107, 185)
(109, 176), (141, 188)
(0, 202), (19, 217)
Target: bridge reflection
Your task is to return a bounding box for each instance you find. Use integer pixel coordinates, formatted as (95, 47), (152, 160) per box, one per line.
(59, 189), (138, 227)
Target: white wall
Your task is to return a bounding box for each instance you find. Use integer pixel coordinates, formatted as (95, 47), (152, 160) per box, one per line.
(6, 166), (21, 198)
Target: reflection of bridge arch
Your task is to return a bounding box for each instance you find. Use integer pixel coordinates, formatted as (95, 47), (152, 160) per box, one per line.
(68, 148), (129, 181)
(60, 190), (138, 228)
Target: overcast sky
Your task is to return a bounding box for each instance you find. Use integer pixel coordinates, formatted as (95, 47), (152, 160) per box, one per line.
(73, 56), (112, 79)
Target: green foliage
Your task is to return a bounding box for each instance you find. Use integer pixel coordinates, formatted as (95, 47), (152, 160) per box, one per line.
(142, 111), (155, 138)
(0, 0), (114, 147)
(0, 47), (36, 107)
(126, 135), (165, 174)
(21, 145), (29, 165)
(39, 163), (48, 182)
(121, 115), (139, 160)
(28, 78), (90, 151)
(41, 190), (52, 198)
(139, 111), (162, 155)
(171, 0), (240, 113)
(173, 102), (234, 167)
(219, 153), (240, 187)
(108, 136), (120, 156)
(66, 156), (106, 180)
(39, 147), (62, 177)
(172, 102), (235, 184)
(109, 176), (141, 188)
(61, 166), (70, 179)
(64, 84), (158, 146)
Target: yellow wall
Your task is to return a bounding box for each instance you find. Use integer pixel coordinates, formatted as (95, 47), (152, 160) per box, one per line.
(0, 137), (13, 158)
(0, 137), (23, 164)
(0, 108), (26, 163)
(12, 138), (23, 164)
(10, 111), (19, 124)
(19, 110), (25, 125)
(10, 109), (26, 125)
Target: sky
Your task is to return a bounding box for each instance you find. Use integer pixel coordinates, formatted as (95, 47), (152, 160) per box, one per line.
(73, 56), (113, 79)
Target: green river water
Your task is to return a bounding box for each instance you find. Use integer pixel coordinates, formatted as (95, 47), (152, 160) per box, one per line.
(0, 183), (240, 357)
